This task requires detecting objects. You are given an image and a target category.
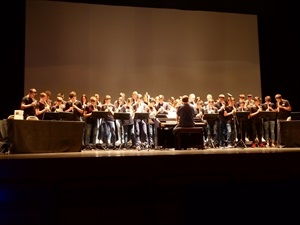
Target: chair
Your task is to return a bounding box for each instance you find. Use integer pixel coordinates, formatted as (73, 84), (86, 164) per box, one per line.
(173, 127), (204, 150)
(26, 116), (39, 120)
(7, 115), (14, 119)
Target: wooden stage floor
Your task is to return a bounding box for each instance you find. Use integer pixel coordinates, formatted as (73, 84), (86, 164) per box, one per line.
(1, 146), (300, 225)
(1, 145), (300, 159)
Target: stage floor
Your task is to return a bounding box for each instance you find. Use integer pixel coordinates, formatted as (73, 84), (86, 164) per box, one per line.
(1, 145), (300, 225)
(1, 146), (300, 159)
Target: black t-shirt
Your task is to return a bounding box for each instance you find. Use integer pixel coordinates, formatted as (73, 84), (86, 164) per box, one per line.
(277, 99), (291, 120)
(177, 103), (195, 127)
(21, 96), (35, 118)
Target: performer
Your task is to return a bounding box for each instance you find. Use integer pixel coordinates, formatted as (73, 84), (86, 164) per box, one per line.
(236, 100), (249, 146)
(119, 97), (135, 149)
(20, 88), (38, 119)
(224, 97), (236, 148)
(83, 96), (101, 150)
(64, 91), (83, 121)
(51, 96), (65, 112)
(215, 94), (227, 148)
(155, 94), (169, 115)
(35, 92), (51, 120)
(173, 95), (195, 150)
(275, 94), (292, 147)
(203, 99), (218, 148)
(249, 97), (265, 148)
(101, 95), (117, 149)
(148, 98), (157, 148)
(261, 96), (277, 147)
(132, 94), (149, 150)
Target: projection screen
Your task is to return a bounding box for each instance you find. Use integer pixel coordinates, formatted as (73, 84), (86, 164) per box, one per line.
(25, 0), (261, 102)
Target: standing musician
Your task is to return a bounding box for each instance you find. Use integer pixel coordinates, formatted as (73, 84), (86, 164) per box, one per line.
(244, 94), (254, 141)
(51, 96), (65, 112)
(101, 95), (117, 149)
(83, 96), (101, 150)
(275, 94), (292, 147)
(224, 96), (236, 148)
(155, 94), (169, 115)
(119, 97), (135, 149)
(261, 96), (277, 147)
(249, 97), (265, 148)
(203, 99), (219, 148)
(64, 91), (83, 121)
(114, 96), (126, 146)
(148, 98), (157, 148)
(215, 94), (227, 148)
(132, 94), (150, 150)
(21, 88), (38, 119)
(35, 92), (51, 120)
(236, 100), (249, 146)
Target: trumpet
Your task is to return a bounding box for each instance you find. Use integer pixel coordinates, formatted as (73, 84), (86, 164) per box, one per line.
(44, 101), (51, 112)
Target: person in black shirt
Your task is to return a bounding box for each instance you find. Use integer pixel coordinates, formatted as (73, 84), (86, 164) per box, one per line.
(64, 91), (83, 121)
(249, 97), (265, 148)
(261, 95), (277, 147)
(83, 96), (101, 150)
(173, 95), (195, 149)
(275, 94), (292, 147)
(20, 88), (38, 119)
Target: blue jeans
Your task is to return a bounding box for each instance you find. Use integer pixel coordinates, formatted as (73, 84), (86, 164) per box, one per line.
(263, 120), (275, 143)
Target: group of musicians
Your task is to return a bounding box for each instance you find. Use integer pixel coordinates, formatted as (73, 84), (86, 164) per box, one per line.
(20, 88), (292, 150)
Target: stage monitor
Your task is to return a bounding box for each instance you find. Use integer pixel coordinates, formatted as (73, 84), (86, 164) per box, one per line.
(42, 112), (60, 121)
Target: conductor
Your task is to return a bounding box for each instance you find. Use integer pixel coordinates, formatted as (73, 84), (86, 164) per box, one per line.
(173, 95), (195, 149)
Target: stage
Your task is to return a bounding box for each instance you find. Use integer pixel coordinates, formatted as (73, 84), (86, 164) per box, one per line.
(1, 145), (300, 159)
(1, 147), (300, 224)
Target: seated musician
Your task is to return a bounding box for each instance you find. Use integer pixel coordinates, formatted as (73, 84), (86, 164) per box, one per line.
(173, 95), (195, 150)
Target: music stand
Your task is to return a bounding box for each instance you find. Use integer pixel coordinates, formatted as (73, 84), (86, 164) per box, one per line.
(259, 111), (277, 121)
(203, 113), (219, 148)
(156, 113), (167, 118)
(42, 112), (60, 121)
(291, 112), (300, 120)
(134, 113), (150, 150)
(114, 113), (130, 149)
(92, 111), (109, 120)
(58, 112), (74, 121)
(235, 111), (250, 148)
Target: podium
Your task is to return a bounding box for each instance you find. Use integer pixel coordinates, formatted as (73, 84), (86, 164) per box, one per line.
(114, 113), (130, 149)
(235, 111), (250, 148)
(203, 113), (218, 148)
